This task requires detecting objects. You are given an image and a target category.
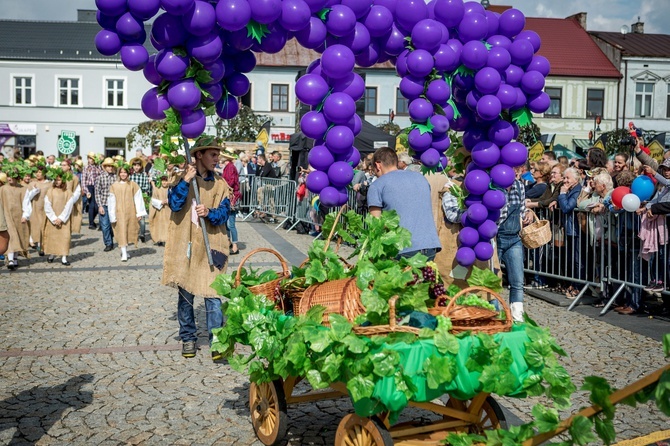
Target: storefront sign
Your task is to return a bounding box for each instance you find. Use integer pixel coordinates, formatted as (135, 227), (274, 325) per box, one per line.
(0, 123), (37, 136)
(57, 130), (77, 155)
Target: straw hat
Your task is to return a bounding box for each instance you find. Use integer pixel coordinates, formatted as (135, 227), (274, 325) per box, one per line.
(129, 156), (147, 168)
(102, 157), (116, 167)
(190, 135), (223, 156)
(113, 155), (124, 162)
(0, 172), (6, 183)
(87, 151), (97, 160)
(220, 149), (237, 161)
(74, 159), (84, 168)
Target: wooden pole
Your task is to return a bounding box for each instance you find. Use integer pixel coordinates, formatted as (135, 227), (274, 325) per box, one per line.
(183, 138), (214, 267)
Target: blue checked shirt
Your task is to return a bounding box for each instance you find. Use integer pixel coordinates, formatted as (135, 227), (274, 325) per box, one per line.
(497, 179), (526, 225)
(168, 171), (230, 226)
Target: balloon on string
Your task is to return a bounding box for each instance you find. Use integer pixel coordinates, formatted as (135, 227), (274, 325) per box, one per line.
(141, 88), (170, 120)
(225, 72), (251, 97)
(258, 24), (288, 53)
(527, 91), (551, 114)
(458, 12), (488, 42)
(474, 241), (494, 261)
(332, 73), (366, 101)
(247, 0), (281, 24)
(279, 0), (312, 31)
(490, 163), (515, 188)
(161, 0), (196, 15)
(477, 219), (498, 240)
(399, 75), (426, 101)
(464, 194), (482, 208)
(527, 55), (551, 76)
(461, 213), (476, 228)
(466, 90), (481, 112)
(215, 93), (240, 119)
(504, 64), (524, 86)
(120, 43), (149, 70)
(462, 128), (486, 151)
(411, 19), (443, 52)
(476, 95), (502, 121)
(488, 208), (501, 222)
(395, 0), (428, 32)
(458, 227), (479, 248)
(295, 74), (330, 106)
(306, 170), (330, 193)
(516, 29), (541, 52)
(464, 170), (490, 195)
(511, 87), (527, 111)
(116, 12), (144, 41)
(611, 186), (631, 208)
(364, 5), (394, 37)
(429, 114), (450, 134)
(180, 108), (206, 138)
(485, 10), (500, 36)
(346, 113), (363, 136)
(409, 98), (434, 122)
(303, 0), (328, 13)
(336, 22), (372, 55)
(500, 141), (528, 167)
(95, 29), (122, 56)
(382, 23), (408, 56)
(521, 70), (546, 95)
(433, 43), (459, 72)
(471, 141), (501, 169)
(432, 133), (451, 151)
(482, 188), (506, 210)
(325, 126), (355, 153)
(182, 0), (216, 36)
(341, 0), (373, 19)
(420, 148), (441, 168)
(295, 17), (328, 49)
(456, 247), (476, 267)
(631, 175), (655, 201)
(426, 78), (450, 106)
(155, 49), (190, 81)
(323, 93), (357, 125)
(488, 120), (515, 147)
(486, 46), (511, 72)
(467, 203), (489, 224)
(509, 38), (534, 66)
(496, 83), (517, 109)
(487, 34), (511, 49)
(621, 193), (641, 212)
(325, 4), (357, 37)
(475, 67), (502, 95)
(301, 111), (329, 139)
(187, 33), (223, 63)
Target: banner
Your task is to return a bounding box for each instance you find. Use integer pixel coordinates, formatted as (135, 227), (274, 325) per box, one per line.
(255, 120), (271, 149)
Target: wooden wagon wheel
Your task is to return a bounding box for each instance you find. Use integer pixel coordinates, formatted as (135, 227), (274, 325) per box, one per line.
(334, 414), (393, 446)
(249, 379), (288, 445)
(446, 396), (508, 434)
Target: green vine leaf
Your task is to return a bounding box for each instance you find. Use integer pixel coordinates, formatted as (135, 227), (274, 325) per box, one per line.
(317, 7), (330, 21)
(246, 20), (270, 44)
(453, 64), (475, 78)
(512, 107), (534, 127)
(410, 121), (435, 135)
(172, 46), (187, 57)
(447, 97), (461, 120)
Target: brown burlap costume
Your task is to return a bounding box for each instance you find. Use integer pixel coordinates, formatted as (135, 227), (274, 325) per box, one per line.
(0, 183), (30, 257)
(43, 187), (73, 256)
(109, 181), (143, 247)
(66, 176), (83, 234)
(29, 180), (52, 247)
(149, 186), (170, 243)
(162, 172), (230, 298)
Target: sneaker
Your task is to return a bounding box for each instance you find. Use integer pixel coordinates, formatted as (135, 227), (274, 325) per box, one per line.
(104, 245), (114, 252)
(652, 281), (664, 293)
(644, 281), (659, 293)
(524, 281), (547, 290)
(7, 260), (17, 270)
(211, 351), (223, 362)
(182, 341), (197, 358)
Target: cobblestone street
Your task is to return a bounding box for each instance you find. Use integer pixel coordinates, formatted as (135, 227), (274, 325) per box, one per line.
(0, 220), (668, 445)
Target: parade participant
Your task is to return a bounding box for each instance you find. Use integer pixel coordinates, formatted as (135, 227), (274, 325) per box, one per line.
(129, 156), (151, 243)
(95, 157), (117, 252)
(0, 163), (34, 270)
(367, 147), (441, 260)
(29, 165), (51, 256)
(108, 163), (147, 262)
(60, 159), (82, 234)
(82, 153), (102, 230)
(161, 136), (231, 360)
(0, 172), (8, 256)
(43, 167), (75, 266)
(149, 173), (170, 246)
(221, 149), (241, 255)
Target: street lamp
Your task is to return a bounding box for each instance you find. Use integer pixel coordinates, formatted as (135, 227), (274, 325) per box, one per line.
(589, 115), (602, 144)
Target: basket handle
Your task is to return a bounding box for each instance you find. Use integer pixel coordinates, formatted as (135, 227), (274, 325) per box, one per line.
(442, 286), (512, 323)
(388, 296), (398, 330)
(234, 248), (290, 287)
(525, 209), (539, 224)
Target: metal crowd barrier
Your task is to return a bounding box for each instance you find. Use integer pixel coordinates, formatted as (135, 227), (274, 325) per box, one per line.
(238, 175), (297, 230)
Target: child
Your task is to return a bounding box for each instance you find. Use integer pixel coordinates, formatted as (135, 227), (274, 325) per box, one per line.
(108, 164), (147, 262)
(29, 165), (51, 255)
(0, 163), (34, 269)
(149, 173), (170, 246)
(43, 168), (75, 265)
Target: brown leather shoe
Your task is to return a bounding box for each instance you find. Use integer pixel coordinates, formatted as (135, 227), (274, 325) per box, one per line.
(613, 306), (626, 311)
(617, 307), (635, 315)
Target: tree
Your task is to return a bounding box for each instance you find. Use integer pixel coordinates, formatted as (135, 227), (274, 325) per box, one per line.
(214, 105), (272, 142)
(376, 120), (401, 136)
(516, 122), (542, 148)
(126, 120), (168, 154)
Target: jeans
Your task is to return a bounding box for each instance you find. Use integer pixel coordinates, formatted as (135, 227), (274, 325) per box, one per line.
(497, 234), (524, 304)
(397, 247), (437, 261)
(177, 287), (224, 344)
(139, 216), (146, 239)
(226, 210), (238, 243)
(87, 185), (97, 226)
(99, 205), (113, 247)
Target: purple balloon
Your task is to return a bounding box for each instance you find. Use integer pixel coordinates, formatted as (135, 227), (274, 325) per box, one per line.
(343, 147), (361, 167)
(496, 84), (517, 109)
(248, 0), (281, 24)
(116, 12), (144, 41)
(304, 0), (328, 13)
(478, 219), (499, 239)
(527, 55), (551, 77)
(152, 13), (187, 48)
(475, 67), (502, 95)
(516, 30), (541, 52)
(487, 46), (511, 73)
(509, 39), (534, 66)
(474, 242), (494, 261)
(150, 34), (164, 51)
(485, 10), (500, 36)
(301, 111), (329, 139)
(120, 44), (148, 71)
(426, 79), (450, 106)
(467, 203), (488, 225)
(420, 148), (441, 168)
(204, 60), (226, 83)
(382, 23), (408, 56)
(527, 92), (551, 114)
(458, 226), (479, 248)
(482, 189), (506, 211)
(443, 104), (455, 121)
(364, 5), (395, 37)
(155, 49), (189, 81)
(187, 33), (223, 63)
(446, 38), (463, 59)
(320, 186), (347, 207)
(325, 126), (355, 154)
(216, 0), (252, 31)
(408, 128), (433, 152)
(487, 120), (515, 147)
(461, 212), (475, 228)
(337, 22), (372, 55)
(498, 8), (526, 38)
(395, 0), (428, 33)
(341, 0), (373, 18)
(295, 17), (328, 49)
(180, 108), (206, 138)
(321, 44), (356, 79)
(346, 113), (363, 136)
(354, 41), (382, 67)
(216, 93), (240, 119)
(504, 64), (524, 86)
(488, 208), (501, 222)
(182, 0), (216, 36)
(399, 75), (426, 101)
(462, 128), (486, 151)
(96, 0), (127, 17)
(323, 93), (357, 125)
(464, 170), (491, 195)
(466, 90), (481, 112)
(328, 161), (355, 187)
(511, 87), (527, 111)
(162, 0), (195, 15)
(471, 141), (500, 169)
(395, 50), (409, 77)
(521, 70), (545, 95)
(487, 34), (512, 49)
(456, 247), (476, 267)
(463, 194), (482, 207)
(167, 79), (201, 111)
(461, 40), (488, 70)
(141, 87), (170, 120)
(95, 29), (122, 56)
(411, 19), (442, 52)
(490, 164), (515, 189)
(433, 44), (459, 72)
(433, 0), (464, 28)
(142, 55), (161, 85)
(430, 114), (450, 134)
(296, 74), (330, 106)
(432, 133), (451, 151)
(97, 11), (120, 30)
(406, 49), (434, 77)
(225, 72), (251, 97)
(409, 98), (434, 122)
(458, 12), (488, 42)
(202, 82), (223, 103)
(500, 141), (528, 167)
(306, 170), (330, 193)
(128, 0), (161, 19)
(279, 0), (312, 31)
(331, 73), (365, 101)
(476, 95), (502, 121)
(326, 4), (357, 37)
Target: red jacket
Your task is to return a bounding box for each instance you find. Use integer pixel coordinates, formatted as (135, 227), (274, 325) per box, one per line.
(222, 162), (241, 206)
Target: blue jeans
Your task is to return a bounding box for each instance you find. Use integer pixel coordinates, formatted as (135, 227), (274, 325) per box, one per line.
(397, 247), (437, 261)
(87, 185), (97, 226)
(226, 210), (238, 243)
(99, 205), (113, 247)
(177, 287), (224, 344)
(497, 234), (524, 304)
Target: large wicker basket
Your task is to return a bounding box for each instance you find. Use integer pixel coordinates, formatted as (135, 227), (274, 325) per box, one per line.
(435, 286), (513, 335)
(352, 296), (421, 336)
(235, 248), (291, 302)
(520, 210), (552, 249)
(297, 277), (365, 327)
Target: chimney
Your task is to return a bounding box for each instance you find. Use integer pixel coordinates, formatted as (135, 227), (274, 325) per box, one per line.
(631, 17), (644, 34)
(567, 12), (588, 30)
(77, 9), (97, 22)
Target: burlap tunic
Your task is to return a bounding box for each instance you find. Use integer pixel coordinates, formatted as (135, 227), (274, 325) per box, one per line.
(109, 181), (144, 247)
(149, 186), (170, 243)
(162, 173), (230, 298)
(0, 183), (30, 256)
(66, 176), (83, 234)
(29, 180), (52, 247)
(43, 187), (74, 256)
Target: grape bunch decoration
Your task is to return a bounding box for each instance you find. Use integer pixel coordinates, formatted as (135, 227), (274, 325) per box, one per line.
(94, 0), (550, 265)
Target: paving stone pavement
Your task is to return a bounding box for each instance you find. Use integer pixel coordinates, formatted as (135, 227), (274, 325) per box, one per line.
(0, 218), (668, 445)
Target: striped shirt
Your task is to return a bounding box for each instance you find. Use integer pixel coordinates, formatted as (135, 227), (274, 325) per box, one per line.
(498, 179), (526, 224)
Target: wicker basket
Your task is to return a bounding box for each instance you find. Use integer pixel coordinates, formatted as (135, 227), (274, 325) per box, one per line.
(352, 296), (421, 336)
(235, 248), (291, 301)
(520, 210), (552, 249)
(438, 286), (513, 335)
(297, 277), (365, 327)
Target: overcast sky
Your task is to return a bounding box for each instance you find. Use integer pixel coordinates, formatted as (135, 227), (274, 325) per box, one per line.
(1, 0), (668, 33)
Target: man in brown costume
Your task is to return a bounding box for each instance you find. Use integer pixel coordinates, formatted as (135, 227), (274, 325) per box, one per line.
(161, 136), (231, 360)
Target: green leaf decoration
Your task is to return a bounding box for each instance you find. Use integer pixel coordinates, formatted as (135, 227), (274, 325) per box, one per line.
(656, 370), (670, 416)
(511, 107), (534, 127)
(453, 64), (475, 78)
(484, 42), (492, 50)
(569, 415), (598, 445)
(447, 97), (461, 120)
(172, 47), (187, 57)
(664, 333), (669, 357)
(195, 68), (214, 84)
(467, 266), (503, 292)
(316, 7), (331, 21)
(246, 20), (270, 44)
(410, 120), (435, 135)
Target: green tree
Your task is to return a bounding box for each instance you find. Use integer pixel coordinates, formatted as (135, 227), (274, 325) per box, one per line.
(603, 128), (634, 156)
(517, 122), (542, 148)
(214, 105), (272, 142)
(126, 120), (168, 153)
(376, 120), (401, 136)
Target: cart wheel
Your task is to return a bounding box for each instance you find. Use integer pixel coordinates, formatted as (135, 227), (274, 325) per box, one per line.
(335, 414), (393, 446)
(249, 379), (288, 445)
(447, 396), (508, 434)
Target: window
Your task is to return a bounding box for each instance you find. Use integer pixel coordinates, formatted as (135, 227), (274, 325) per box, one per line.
(544, 87), (562, 117)
(586, 89), (604, 118)
(105, 78), (125, 107)
(635, 82), (654, 117)
(58, 77), (80, 106)
(271, 84), (289, 111)
(13, 76), (33, 105)
(395, 88), (408, 115)
(364, 87), (377, 115)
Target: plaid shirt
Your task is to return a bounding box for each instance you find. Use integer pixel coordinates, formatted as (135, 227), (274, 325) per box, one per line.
(129, 172), (151, 195)
(94, 172), (116, 207)
(497, 179), (526, 224)
(82, 164), (102, 188)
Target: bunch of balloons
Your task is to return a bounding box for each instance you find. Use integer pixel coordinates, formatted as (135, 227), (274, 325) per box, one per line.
(611, 175), (655, 212)
(94, 0), (551, 260)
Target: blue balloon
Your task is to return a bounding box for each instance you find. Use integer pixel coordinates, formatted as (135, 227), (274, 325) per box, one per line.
(631, 175), (655, 202)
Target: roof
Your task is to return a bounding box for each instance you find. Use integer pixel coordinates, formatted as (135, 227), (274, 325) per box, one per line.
(589, 31), (670, 58)
(524, 17), (621, 79)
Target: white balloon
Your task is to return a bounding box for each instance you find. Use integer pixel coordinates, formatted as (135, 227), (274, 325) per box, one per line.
(621, 193), (641, 212)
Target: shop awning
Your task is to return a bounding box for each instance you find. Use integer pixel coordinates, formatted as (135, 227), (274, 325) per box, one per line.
(572, 138), (591, 150)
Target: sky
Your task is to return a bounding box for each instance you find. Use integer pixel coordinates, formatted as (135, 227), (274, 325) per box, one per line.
(1, 0), (669, 34)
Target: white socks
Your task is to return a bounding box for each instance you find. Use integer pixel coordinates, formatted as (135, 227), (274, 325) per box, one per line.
(7, 252), (14, 261)
(510, 302), (525, 323)
(62, 256), (67, 263)
(121, 246), (128, 261)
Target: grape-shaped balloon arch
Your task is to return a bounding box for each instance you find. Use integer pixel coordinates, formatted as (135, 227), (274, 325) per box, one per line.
(94, 0), (551, 267)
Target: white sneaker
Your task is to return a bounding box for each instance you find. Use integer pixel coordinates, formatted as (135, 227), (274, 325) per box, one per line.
(121, 253), (128, 262)
(510, 302), (524, 323)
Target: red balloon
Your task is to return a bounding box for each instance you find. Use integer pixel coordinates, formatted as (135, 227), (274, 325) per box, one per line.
(611, 186), (631, 209)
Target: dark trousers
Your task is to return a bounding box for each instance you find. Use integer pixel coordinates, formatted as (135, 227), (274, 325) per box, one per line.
(87, 185), (98, 227)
